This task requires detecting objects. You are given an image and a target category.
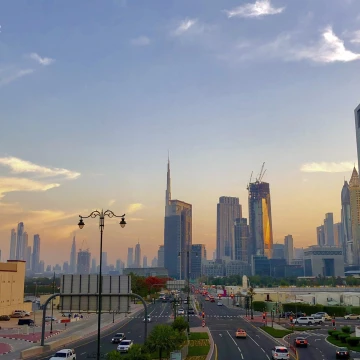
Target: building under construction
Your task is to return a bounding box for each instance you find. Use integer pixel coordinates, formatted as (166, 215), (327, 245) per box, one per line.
(247, 163), (274, 261)
(77, 241), (91, 274)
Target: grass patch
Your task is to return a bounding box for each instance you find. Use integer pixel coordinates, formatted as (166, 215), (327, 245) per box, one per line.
(187, 346), (210, 356)
(294, 327), (321, 331)
(189, 332), (209, 340)
(189, 340), (210, 347)
(327, 336), (360, 352)
(262, 326), (292, 338)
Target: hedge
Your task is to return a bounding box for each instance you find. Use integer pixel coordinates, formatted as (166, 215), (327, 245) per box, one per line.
(332, 331), (341, 340)
(252, 301), (267, 312)
(347, 337), (360, 346)
(339, 334), (350, 343)
(342, 326), (351, 334)
(282, 303), (347, 317)
(328, 330), (336, 336)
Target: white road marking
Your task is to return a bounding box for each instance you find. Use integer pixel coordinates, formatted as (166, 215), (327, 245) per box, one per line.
(226, 331), (244, 359)
(80, 352), (86, 355)
(247, 333), (270, 360)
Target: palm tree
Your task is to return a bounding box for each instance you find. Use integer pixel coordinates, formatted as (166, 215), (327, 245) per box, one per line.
(145, 324), (185, 359)
(247, 287), (256, 319)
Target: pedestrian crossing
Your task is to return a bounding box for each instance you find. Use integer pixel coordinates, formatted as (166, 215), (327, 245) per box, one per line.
(128, 314), (243, 319)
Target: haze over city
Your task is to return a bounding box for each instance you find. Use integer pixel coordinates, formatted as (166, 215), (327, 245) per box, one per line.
(1, 0), (360, 266)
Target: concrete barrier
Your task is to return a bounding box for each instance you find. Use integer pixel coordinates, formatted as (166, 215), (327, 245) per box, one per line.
(20, 346), (44, 359)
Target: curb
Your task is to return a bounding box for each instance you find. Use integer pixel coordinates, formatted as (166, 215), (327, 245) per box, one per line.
(325, 335), (360, 355)
(0, 331), (62, 344)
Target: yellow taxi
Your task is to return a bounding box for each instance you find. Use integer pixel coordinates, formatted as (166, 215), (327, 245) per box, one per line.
(235, 328), (247, 338)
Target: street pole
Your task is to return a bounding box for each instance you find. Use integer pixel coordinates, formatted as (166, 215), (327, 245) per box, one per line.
(250, 295), (253, 320)
(78, 210), (126, 360)
(33, 282), (37, 334)
(50, 272), (55, 333)
(187, 251), (190, 325)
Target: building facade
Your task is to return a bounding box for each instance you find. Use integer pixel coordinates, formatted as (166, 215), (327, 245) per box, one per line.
(134, 243), (141, 267)
(248, 181), (274, 259)
(216, 197), (242, 260)
(272, 244), (285, 259)
(157, 245), (164, 267)
(9, 229), (16, 260)
(284, 235), (294, 264)
(341, 180), (352, 264)
(15, 222), (24, 260)
(77, 250), (91, 274)
(349, 167), (360, 266)
(191, 244), (206, 279)
(127, 248), (133, 268)
(32, 234), (40, 273)
(324, 213), (335, 246)
(317, 225), (325, 246)
(234, 218), (249, 262)
(70, 236), (76, 274)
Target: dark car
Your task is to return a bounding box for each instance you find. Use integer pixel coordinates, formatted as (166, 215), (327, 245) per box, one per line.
(294, 337), (308, 348)
(188, 308), (195, 314)
(336, 347), (350, 359)
(111, 333), (126, 344)
(18, 319), (34, 326)
(0, 315), (10, 321)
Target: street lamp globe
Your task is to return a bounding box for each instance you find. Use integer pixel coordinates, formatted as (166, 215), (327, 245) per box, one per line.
(78, 218), (85, 229)
(120, 217), (126, 228)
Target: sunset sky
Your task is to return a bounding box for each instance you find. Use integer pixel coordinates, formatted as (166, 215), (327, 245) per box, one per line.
(1, 0), (360, 266)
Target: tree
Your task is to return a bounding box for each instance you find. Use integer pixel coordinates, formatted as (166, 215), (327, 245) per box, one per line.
(145, 324), (185, 360)
(123, 344), (151, 360)
(106, 350), (121, 360)
(172, 316), (188, 333)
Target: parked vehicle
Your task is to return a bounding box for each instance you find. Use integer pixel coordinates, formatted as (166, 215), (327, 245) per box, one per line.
(49, 349), (76, 360)
(18, 319), (34, 326)
(0, 315), (10, 321)
(292, 317), (315, 325)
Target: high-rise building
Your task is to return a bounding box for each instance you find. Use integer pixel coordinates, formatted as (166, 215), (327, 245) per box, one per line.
(143, 256), (148, 268)
(355, 103), (360, 173)
(127, 248), (133, 268)
(39, 260), (45, 273)
(22, 232), (28, 267)
(216, 197), (242, 260)
(63, 261), (69, 273)
(134, 242), (141, 267)
(334, 223), (344, 247)
(10, 229), (16, 260)
(294, 247), (304, 259)
(157, 246), (164, 267)
(165, 199), (192, 279)
(70, 236), (76, 273)
(102, 252), (108, 273)
(324, 213), (335, 246)
(234, 218), (249, 262)
(248, 180), (274, 259)
(32, 234), (40, 273)
(284, 235), (294, 264)
(163, 159), (192, 279)
(349, 167), (360, 265)
(91, 258), (97, 273)
(317, 225), (325, 246)
(151, 257), (158, 267)
(341, 180), (352, 264)
(191, 244), (206, 279)
(26, 246), (31, 270)
(77, 250), (91, 274)
(16, 222), (24, 260)
(272, 244), (285, 259)
(115, 259), (124, 273)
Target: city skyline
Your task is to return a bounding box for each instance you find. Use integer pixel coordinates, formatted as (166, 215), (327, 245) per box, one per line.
(1, 1), (360, 264)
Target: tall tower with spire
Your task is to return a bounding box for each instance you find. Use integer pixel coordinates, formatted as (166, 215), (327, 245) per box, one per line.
(165, 154), (171, 216)
(349, 167), (360, 265)
(342, 179), (352, 264)
(355, 103), (360, 173)
(70, 235), (77, 273)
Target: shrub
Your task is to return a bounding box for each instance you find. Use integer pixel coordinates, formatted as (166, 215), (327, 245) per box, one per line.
(324, 306), (346, 317)
(350, 306), (360, 315)
(342, 326), (351, 334)
(339, 334), (350, 344)
(332, 331), (341, 340)
(347, 337), (360, 347)
(252, 301), (267, 312)
(328, 330), (336, 336)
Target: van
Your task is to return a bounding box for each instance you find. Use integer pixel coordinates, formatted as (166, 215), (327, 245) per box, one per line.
(18, 319), (34, 326)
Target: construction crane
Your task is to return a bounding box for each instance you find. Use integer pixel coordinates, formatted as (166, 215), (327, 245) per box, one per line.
(246, 171), (253, 190)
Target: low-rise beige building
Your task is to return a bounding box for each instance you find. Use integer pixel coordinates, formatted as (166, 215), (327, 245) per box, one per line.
(0, 260), (32, 316)
(40, 294), (60, 309)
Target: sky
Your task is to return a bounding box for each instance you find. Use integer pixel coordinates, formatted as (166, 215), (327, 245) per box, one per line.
(1, 0), (360, 266)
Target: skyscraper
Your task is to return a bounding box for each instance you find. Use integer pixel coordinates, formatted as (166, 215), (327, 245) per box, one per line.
(10, 229), (16, 260)
(216, 197), (242, 260)
(143, 256), (148, 268)
(151, 257), (158, 267)
(16, 222), (24, 260)
(102, 252), (108, 273)
(134, 242), (141, 267)
(342, 180), (352, 264)
(165, 155), (171, 217)
(248, 180), (274, 259)
(22, 231), (28, 264)
(77, 250), (91, 274)
(349, 167), (360, 265)
(324, 213), (335, 246)
(32, 234), (40, 273)
(127, 248), (133, 267)
(334, 223), (344, 247)
(284, 235), (294, 264)
(317, 225), (325, 246)
(354, 103), (360, 173)
(157, 245), (164, 267)
(70, 236), (77, 273)
(91, 258), (97, 273)
(191, 244), (206, 279)
(234, 218), (249, 262)
(26, 246), (31, 270)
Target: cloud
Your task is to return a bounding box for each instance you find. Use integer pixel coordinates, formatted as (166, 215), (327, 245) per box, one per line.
(173, 18), (198, 36)
(130, 36), (151, 46)
(0, 69), (34, 87)
(108, 199), (116, 206)
(300, 162), (354, 173)
(350, 30), (360, 44)
(224, 0), (285, 18)
(290, 27), (360, 63)
(0, 177), (60, 199)
(127, 217), (144, 221)
(29, 53), (55, 66)
(0, 156), (80, 179)
(126, 203), (144, 214)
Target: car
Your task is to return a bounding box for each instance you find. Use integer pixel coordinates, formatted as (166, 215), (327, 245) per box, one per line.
(336, 347), (350, 359)
(205, 297), (209, 301)
(344, 314), (360, 320)
(45, 316), (57, 322)
(0, 315), (10, 321)
(210, 298), (215, 303)
(111, 333), (125, 344)
(11, 312), (23, 318)
(271, 346), (289, 359)
(188, 308), (195, 314)
(235, 302), (240, 307)
(235, 328), (247, 338)
(143, 315), (151, 322)
(178, 308), (185, 315)
(311, 312), (332, 321)
(217, 301), (223, 306)
(18, 319), (34, 326)
(292, 317), (315, 325)
(117, 340), (133, 353)
(294, 337), (308, 348)
(49, 349), (76, 360)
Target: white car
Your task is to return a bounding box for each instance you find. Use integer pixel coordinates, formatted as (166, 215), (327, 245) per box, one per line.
(271, 346), (289, 359)
(117, 340), (133, 353)
(143, 315), (151, 322)
(49, 349), (76, 360)
(344, 314), (360, 320)
(177, 308), (185, 315)
(45, 316), (57, 322)
(292, 317), (315, 325)
(217, 301), (223, 306)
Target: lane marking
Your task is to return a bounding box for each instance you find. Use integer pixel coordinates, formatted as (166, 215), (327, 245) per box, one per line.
(247, 333), (270, 360)
(226, 331), (244, 359)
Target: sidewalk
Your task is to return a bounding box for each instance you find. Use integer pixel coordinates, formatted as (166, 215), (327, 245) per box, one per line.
(0, 304), (143, 360)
